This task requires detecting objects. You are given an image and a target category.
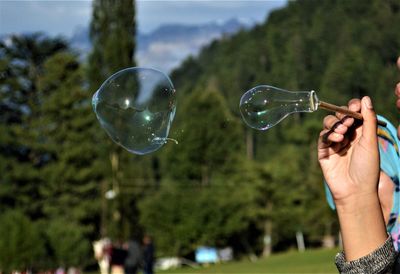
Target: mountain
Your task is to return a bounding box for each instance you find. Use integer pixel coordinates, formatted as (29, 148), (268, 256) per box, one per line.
(69, 18), (254, 73)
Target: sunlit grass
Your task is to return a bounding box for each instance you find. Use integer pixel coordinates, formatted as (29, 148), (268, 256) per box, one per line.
(160, 248), (339, 274)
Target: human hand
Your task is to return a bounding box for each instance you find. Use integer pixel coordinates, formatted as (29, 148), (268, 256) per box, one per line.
(318, 97), (379, 207)
(318, 97), (387, 261)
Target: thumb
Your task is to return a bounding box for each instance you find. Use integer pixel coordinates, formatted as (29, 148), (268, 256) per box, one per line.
(360, 96), (377, 143)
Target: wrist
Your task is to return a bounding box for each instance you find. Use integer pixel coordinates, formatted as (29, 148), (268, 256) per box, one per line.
(334, 191), (380, 214)
(335, 192), (387, 261)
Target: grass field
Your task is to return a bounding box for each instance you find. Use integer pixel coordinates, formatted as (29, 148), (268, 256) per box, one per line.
(160, 248), (339, 274)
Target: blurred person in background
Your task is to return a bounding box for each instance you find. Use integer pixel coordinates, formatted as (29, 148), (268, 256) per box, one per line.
(124, 238), (142, 274)
(110, 240), (127, 274)
(142, 235), (155, 274)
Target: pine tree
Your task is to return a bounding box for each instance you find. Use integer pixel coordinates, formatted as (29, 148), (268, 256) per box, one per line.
(37, 51), (106, 266)
(168, 0), (400, 253)
(88, 0), (136, 91)
(0, 34), (68, 218)
(0, 210), (45, 272)
(139, 84), (260, 256)
(87, 0), (139, 240)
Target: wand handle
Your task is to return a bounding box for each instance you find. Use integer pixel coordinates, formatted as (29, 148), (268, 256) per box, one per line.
(318, 101), (387, 127)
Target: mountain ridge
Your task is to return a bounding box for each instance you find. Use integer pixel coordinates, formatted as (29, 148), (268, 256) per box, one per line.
(69, 18), (254, 72)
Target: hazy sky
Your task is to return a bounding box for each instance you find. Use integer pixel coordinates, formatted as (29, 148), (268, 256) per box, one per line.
(0, 0), (287, 37)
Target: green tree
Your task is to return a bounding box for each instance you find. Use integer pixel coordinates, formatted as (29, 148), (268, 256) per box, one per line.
(88, 0), (136, 91)
(140, 85), (260, 256)
(0, 210), (45, 272)
(162, 83), (244, 183)
(169, 0), (400, 254)
(0, 34), (68, 218)
(87, 0), (144, 240)
(37, 51), (106, 265)
(46, 218), (91, 267)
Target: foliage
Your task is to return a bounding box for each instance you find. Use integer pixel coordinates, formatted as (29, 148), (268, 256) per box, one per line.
(45, 218), (91, 267)
(88, 0), (136, 91)
(1, 0), (400, 267)
(139, 86), (259, 256)
(0, 34), (69, 218)
(86, 0), (143, 241)
(0, 210), (46, 272)
(170, 0), (400, 253)
(36, 52), (103, 266)
(162, 84), (245, 182)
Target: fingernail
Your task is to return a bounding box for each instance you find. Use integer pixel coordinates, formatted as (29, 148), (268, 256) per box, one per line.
(364, 96), (373, 109)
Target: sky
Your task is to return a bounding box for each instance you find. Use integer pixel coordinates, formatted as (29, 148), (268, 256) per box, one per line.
(0, 0), (287, 37)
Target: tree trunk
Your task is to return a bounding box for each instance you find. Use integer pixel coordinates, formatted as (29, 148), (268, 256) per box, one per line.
(201, 165), (209, 186)
(296, 231), (305, 252)
(246, 129), (254, 160)
(100, 180), (108, 237)
(262, 219), (273, 257)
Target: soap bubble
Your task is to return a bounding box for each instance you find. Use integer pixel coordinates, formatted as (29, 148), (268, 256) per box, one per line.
(239, 85), (387, 130)
(240, 85), (317, 130)
(92, 67), (176, 155)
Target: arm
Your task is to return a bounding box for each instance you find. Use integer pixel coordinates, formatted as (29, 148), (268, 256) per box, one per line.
(318, 96), (387, 260)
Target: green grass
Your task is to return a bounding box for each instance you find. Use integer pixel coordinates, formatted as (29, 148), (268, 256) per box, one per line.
(160, 248), (339, 274)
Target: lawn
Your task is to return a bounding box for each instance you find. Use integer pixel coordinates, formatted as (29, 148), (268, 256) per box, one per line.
(160, 248), (339, 274)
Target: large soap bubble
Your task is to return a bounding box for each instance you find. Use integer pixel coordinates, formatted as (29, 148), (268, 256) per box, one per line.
(92, 67), (176, 155)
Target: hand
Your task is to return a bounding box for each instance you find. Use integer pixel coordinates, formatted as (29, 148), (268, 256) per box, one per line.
(318, 96), (387, 261)
(318, 96), (380, 206)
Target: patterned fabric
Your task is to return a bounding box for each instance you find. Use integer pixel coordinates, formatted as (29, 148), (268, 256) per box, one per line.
(324, 115), (400, 250)
(378, 116), (400, 251)
(335, 235), (398, 274)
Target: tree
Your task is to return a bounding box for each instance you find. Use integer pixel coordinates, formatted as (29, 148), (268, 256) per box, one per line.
(87, 0), (141, 240)
(0, 34), (68, 218)
(88, 0), (136, 91)
(37, 51), (107, 265)
(168, 0), (400, 254)
(139, 84), (261, 256)
(162, 83), (244, 183)
(0, 210), (45, 272)
(45, 218), (91, 268)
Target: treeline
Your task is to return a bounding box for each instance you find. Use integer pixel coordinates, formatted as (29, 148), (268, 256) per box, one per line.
(166, 0), (400, 255)
(1, 0), (399, 271)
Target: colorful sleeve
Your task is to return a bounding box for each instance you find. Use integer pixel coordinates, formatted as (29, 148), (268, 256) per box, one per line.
(377, 116), (400, 250)
(377, 115), (400, 187)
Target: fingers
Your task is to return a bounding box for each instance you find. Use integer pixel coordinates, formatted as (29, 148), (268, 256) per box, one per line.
(348, 98), (361, 112)
(322, 99), (361, 143)
(396, 82), (400, 97)
(396, 82), (400, 110)
(320, 97), (376, 148)
(321, 129), (344, 144)
(397, 56), (400, 70)
(318, 128), (351, 160)
(360, 96), (377, 144)
(323, 115), (347, 134)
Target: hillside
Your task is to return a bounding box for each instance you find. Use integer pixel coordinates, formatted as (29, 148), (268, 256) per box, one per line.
(159, 0), (400, 253)
(172, 0), (400, 125)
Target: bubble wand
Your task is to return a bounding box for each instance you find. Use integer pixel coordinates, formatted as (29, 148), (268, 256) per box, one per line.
(239, 85), (386, 131)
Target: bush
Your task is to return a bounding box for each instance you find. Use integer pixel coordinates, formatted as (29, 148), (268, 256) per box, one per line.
(0, 210), (45, 272)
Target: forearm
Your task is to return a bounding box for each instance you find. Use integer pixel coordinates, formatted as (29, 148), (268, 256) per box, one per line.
(336, 192), (388, 261)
